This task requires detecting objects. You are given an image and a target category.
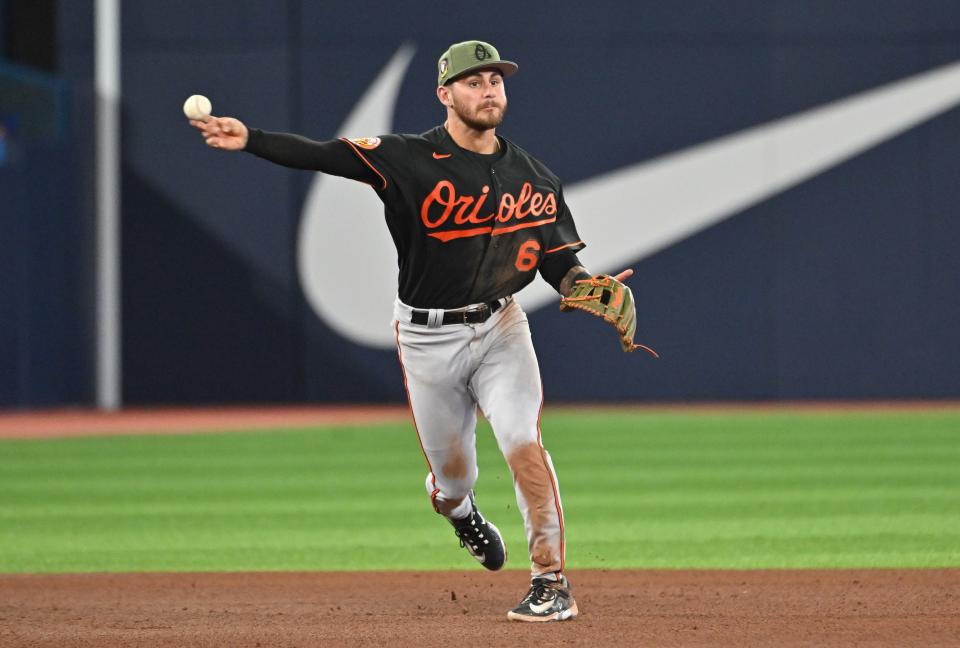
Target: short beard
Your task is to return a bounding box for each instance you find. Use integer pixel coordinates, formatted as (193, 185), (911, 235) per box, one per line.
(451, 97), (507, 131)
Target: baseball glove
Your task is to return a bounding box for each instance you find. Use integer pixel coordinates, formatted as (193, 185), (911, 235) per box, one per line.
(560, 274), (659, 357)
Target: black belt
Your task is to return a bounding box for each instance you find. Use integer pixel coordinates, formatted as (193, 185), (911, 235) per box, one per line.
(410, 300), (504, 326)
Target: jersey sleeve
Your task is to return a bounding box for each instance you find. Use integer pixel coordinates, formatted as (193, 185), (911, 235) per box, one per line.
(338, 135), (409, 193)
(544, 188), (586, 255)
(244, 129), (380, 185)
(538, 249), (584, 294)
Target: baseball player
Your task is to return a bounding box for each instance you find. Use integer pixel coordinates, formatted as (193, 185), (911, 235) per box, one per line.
(189, 40), (651, 622)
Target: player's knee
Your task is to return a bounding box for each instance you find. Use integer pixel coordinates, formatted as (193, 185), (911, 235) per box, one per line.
(489, 414), (540, 453)
(424, 468), (478, 506)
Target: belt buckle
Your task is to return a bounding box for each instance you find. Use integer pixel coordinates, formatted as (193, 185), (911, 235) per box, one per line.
(462, 304), (487, 324)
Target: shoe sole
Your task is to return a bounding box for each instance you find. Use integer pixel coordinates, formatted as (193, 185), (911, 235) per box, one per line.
(506, 602), (579, 622)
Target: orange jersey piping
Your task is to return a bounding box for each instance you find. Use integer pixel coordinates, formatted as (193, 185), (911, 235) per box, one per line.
(545, 240), (585, 254)
(339, 138), (388, 191)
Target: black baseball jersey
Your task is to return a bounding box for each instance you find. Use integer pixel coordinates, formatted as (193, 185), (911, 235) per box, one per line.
(244, 124), (585, 309)
(341, 126), (585, 308)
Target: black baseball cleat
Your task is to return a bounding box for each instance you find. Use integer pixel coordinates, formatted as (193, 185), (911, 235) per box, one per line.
(448, 492), (506, 571)
(507, 575), (579, 622)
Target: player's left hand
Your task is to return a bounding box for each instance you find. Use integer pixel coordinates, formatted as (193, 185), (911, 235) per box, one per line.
(560, 271), (658, 357)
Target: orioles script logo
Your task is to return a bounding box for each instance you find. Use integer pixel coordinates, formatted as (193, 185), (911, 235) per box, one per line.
(421, 180), (558, 242)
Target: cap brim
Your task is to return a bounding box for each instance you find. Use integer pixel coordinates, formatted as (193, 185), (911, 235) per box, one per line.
(444, 61), (518, 85)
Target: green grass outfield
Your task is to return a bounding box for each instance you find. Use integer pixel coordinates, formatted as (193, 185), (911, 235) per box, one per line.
(1, 410), (958, 573)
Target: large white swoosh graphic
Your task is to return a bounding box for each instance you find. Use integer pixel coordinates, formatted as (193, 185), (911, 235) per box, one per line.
(299, 53), (960, 349)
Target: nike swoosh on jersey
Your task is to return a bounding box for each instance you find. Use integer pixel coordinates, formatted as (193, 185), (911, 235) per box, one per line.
(298, 46), (960, 349)
(432, 152), (452, 159)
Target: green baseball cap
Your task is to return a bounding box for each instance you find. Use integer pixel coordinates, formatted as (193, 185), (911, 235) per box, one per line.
(437, 40), (518, 86)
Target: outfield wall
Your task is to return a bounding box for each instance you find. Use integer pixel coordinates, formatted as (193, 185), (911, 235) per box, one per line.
(3, 1), (960, 406)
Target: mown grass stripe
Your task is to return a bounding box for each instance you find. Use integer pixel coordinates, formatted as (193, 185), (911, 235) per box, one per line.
(0, 410), (957, 573)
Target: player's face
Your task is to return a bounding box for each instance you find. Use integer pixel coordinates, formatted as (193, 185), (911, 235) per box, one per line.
(447, 70), (508, 130)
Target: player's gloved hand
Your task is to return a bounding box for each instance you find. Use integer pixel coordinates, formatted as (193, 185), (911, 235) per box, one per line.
(560, 272), (659, 357)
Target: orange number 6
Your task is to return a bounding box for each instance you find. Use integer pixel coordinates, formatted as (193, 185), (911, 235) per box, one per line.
(515, 239), (541, 272)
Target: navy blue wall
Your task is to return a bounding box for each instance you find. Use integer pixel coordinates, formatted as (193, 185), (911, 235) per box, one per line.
(0, 60), (91, 408)
(4, 1), (959, 406)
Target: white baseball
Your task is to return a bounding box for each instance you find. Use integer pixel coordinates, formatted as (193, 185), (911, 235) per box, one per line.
(182, 94), (212, 120)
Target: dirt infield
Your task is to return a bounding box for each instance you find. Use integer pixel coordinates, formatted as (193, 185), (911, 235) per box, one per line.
(2, 569), (957, 647)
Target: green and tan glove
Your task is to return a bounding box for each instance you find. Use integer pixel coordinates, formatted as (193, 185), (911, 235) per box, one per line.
(560, 274), (659, 357)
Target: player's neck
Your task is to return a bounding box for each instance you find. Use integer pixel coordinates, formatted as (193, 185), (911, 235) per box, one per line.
(443, 119), (499, 155)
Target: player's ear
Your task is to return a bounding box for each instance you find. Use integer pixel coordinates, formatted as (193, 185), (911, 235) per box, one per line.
(437, 84), (453, 107)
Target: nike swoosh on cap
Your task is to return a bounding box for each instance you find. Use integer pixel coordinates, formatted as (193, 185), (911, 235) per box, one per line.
(298, 45), (960, 349)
